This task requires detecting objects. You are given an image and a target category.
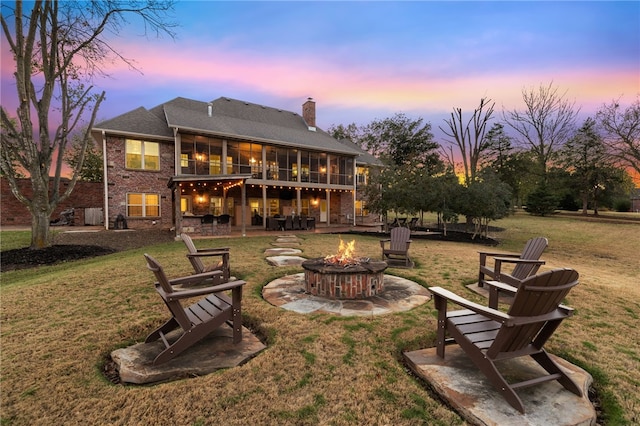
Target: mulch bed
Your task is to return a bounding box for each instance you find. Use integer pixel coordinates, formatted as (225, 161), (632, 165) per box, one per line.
(1, 228), (175, 272)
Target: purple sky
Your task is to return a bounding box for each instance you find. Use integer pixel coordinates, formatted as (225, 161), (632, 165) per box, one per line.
(2, 1), (639, 137)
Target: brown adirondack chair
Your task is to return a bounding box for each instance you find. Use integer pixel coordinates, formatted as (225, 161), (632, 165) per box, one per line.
(380, 226), (413, 267)
(478, 236), (548, 288)
(143, 254), (245, 365)
(181, 233), (231, 282)
(429, 268), (582, 413)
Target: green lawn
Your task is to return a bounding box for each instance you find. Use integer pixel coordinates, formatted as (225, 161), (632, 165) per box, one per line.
(1, 212), (639, 425)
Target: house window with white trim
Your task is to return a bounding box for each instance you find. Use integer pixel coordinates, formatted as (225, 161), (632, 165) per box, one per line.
(126, 139), (159, 170)
(127, 193), (160, 217)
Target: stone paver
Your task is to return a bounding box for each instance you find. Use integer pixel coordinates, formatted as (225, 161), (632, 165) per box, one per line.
(262, 272), (430, 316)
(111, 325), (265, 384)
(264, 247), (302, 256)
(404, 345), (596, 425)
(265, 255), (307, 267)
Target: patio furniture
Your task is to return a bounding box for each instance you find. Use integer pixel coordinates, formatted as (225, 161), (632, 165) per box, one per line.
(478, 237), (548, 288)
(181, 233), (230, 282)
(143, 254), (245, 365)
(380, 226), (413, 267)
(428, 268), (582, 413)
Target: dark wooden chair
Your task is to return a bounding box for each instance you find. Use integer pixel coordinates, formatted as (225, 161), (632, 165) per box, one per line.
(380, 226), (413, 267)
(284, 215), (293, 231)
(181, 233), (231, 282)
(143, 254), (245, 365)
(478, 237), (548, 288)
(429, 268), (582, 413)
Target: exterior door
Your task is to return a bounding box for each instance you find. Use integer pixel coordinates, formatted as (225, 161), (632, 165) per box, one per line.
(320, 200), (327, 223)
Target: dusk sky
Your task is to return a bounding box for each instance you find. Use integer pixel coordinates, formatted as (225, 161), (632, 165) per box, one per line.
(2, 1), (639, 137)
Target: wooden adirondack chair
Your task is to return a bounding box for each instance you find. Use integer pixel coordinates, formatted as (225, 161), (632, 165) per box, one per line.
(181, 233), (231, 283)
(380, 226), (413, 267)
(478, 236), (548, 288)
(429, 268), (582, 413)
(143, 254), (245, 365)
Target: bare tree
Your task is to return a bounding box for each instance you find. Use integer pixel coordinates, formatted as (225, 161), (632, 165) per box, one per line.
(1, 1), (176, 248)
(596, 96), (640, 177)
(439, 97), (495, 186)
(503, 82), (579, 178)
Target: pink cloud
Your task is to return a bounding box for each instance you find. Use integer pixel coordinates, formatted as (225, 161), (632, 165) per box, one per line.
(89, 39), (640, 125)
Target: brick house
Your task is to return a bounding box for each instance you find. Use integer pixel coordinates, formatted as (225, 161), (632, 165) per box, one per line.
(91, 96), (380, 236)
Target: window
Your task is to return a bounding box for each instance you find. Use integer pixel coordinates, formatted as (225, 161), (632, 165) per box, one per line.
(357, 166), (368, 186)
(127, 193), (160, 217)
(209, 197), (223, 216)
(180, 196), (192, 213)
(209, 155), (222, 175)
(180, 135), (223, 175)
(355, 199), (369, 217)
(293, 199), (310, 215)
(126, 139), (159, 170)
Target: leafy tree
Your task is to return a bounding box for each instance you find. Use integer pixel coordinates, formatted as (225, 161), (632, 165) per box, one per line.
(334, 114), (443, 221)
(0, 0), (176, 248)
(327, 123), (362, 146)
(503, 82), (579, 179)
(439, 97), (495, 186)
(596, 96), (640, 177)
(525, 183), (559, 216)
(65, 130), (103, 182)
(455, 171), (512, 239)
(482, 123), (536, 208)
(559, 118), (611, 214)
(360, 113), (440, 168)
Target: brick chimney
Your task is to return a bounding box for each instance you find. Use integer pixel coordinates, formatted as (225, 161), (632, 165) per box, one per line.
(302, 97), (316, 131)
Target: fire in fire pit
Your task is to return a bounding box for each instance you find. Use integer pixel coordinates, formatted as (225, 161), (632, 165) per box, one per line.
(323, 238), (367, 266)
(302, 238), (388, 299)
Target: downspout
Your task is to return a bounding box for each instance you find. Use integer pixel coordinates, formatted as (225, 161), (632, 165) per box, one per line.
(352, 159), (357, 226)
(174, 128), (182, 238)
(101, 131), (109, 230)
(241, 180), (246, 237)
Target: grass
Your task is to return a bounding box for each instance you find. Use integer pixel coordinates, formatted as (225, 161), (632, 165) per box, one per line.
(1, 212), (639, 425)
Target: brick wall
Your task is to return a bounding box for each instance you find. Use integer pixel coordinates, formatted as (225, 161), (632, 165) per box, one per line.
(104, 136), (175, 229)
(1, 177), (103, 226)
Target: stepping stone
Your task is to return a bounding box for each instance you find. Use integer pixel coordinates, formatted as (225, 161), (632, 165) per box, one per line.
(275, 236), (302, 244)
(264, 248), (302, 256)
(404, 345), (596, 425)
(271, 242), (301, 248)
(265, 256), (307, 266)
(110, 325), (265, 384)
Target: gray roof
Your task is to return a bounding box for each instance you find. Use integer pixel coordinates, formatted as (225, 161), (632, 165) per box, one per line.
(94, 96), (361, 156)
(93, 106), (174, 140)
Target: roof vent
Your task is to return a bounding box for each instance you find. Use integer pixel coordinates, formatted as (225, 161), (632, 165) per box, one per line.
(207, 103), (212, 117)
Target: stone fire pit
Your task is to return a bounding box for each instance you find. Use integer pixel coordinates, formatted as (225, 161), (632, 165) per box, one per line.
(301, 258), (388, 299)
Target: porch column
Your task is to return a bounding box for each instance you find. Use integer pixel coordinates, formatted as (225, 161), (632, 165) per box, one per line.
(174, 186), (182, 238)
(326, 189), (330, 226)
(241, 180), (247, 237)
(262, 184), (267, 228)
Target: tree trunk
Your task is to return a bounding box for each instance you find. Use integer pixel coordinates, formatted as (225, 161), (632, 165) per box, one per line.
(582, 194), (589, 215)
(31, 209), (53, 249)
(30, 186), (54, 249)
